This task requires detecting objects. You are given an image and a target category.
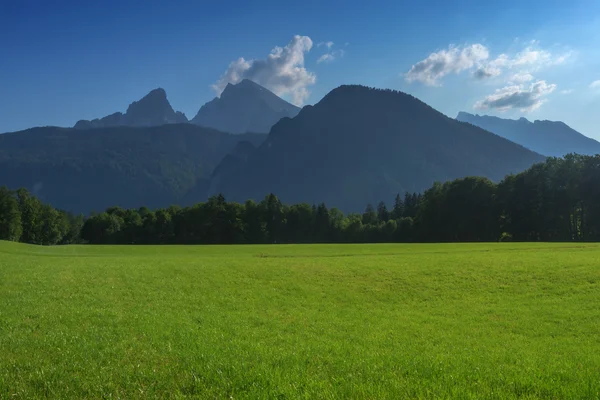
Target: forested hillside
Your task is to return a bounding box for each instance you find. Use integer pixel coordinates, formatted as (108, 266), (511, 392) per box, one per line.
(210, 85), (546, 212)
(2, 155), (598, 245)
(0, 125), (265, 213)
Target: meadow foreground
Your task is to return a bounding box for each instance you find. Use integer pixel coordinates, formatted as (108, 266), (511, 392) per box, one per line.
(0, 242), (599, 399)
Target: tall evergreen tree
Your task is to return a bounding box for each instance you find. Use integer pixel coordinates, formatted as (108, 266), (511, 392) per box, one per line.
(377, 201), (389, 223)
(16, 188), (42, 244)
(0, 187), (22, 242)
(362, 204), (377, 225)
(391, 194), (405, 220)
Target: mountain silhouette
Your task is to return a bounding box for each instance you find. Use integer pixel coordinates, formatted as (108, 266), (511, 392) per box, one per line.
(456, 112), (600, 157)
(209, 85), (546, 212)
(74, 88), (188, 129)
(191, 79), (300, 134)
(0, 124), (265, 213)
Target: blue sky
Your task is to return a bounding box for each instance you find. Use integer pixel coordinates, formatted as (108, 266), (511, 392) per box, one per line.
(1, 0), (600, 137)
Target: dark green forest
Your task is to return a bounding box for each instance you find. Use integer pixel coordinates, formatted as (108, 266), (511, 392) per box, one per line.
(1, 154), (599, 245)
(0, 124), (266, 214)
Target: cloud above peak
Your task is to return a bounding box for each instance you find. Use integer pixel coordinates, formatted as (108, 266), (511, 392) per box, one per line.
(474, 80), (557, 112)
(405, 44), (490, 86)
(213, 35), (316, 106)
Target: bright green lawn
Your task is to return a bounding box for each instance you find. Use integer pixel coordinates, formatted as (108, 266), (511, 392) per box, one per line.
(0, 241), (599, 399)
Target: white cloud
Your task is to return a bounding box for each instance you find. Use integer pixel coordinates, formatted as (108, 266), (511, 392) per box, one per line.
(475, 80), (557, 112)
(317, 54), (334, 64)
(553, 51), (573, 65)
(405, 44), (490, 86)
(486, 46), (571, 74)
(317, 41), (334, 49)
(511, 48), (552, 67)
(406, 42), (573, 86)
(212, 35), (316, 106)
(560, 89), (574, 95)
(508, 72), (535, 84)
(591, 80), (600, 89)
(317, 49), (345, 64)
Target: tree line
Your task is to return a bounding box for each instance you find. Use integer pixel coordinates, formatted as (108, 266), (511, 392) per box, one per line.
(1, 154), (600, 245)
(0, 188), (84, 245)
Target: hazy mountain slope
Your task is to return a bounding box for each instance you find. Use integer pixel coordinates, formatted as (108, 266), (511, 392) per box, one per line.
(74, 88), (188, 129)
(210, 85), (545, 212)
(191, 79), (300, 134)
(0, 124), (265, 213)
(457, 112), (600, 157)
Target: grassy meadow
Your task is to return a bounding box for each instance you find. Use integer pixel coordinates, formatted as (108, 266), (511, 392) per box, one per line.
(0, 241), (599, 399)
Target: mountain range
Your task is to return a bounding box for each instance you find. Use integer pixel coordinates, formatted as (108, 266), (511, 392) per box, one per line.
(457, 112), (600, 157)
(73, 80), (299, 134)
(209, 86), (545, 212)
(0, 81), (577, 214)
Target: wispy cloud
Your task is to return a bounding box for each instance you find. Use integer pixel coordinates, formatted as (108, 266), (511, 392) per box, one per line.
(405, 44), (490, 86)
(560, 89), (574, 95)
(508, 72), (535, 84)
(317, 41), (334, 49)
(591, 80), (600, 89)
(317, 54), (334, 64)
(317, 49), (345, 64)
(212, 35), (316, 106)
(316, 41), (345, 64)
(474, 80), (556, 112)
(405, 41), (572, 87)
(405, 41), (570, 113)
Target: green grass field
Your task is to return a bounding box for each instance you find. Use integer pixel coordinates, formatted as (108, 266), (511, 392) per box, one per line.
(1, 241), (599, 399)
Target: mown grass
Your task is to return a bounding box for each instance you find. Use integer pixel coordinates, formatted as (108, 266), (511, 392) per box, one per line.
(0, 241), (599, 399)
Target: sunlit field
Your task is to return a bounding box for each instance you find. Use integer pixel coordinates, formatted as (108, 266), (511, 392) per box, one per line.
(1, 241), (599, 399)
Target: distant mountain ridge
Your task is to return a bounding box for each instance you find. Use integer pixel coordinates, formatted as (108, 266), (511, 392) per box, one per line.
(191, 79), (300, 134)
(72, 80), (300, 135)
(209, 85), (545, 212)
(456, 112), (600, 157)
(2, 84), (551, 214)
(74, 88), (188, 129)
(0, 124), (266, 213)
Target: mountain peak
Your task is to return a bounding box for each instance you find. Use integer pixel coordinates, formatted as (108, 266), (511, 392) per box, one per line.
(319, 85), (421, 105)
(192, 80), (300, 134)
(141, 87), (167, 100)
(221, 79), (268, 98)
(124, 88), (187, 126)
(73, 88), (188, 129)
(210, 85), (544, 212)
(239, 78), (260, 86)
(456, 112), (600, 157)
(222, 82), (235, 95)
(457, 111), (476, 119)
(126, 88), (171, 115)
(457, 112), (533, 125)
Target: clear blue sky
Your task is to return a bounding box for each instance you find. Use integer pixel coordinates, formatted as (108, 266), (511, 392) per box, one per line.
(2, 0), (599, 137)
